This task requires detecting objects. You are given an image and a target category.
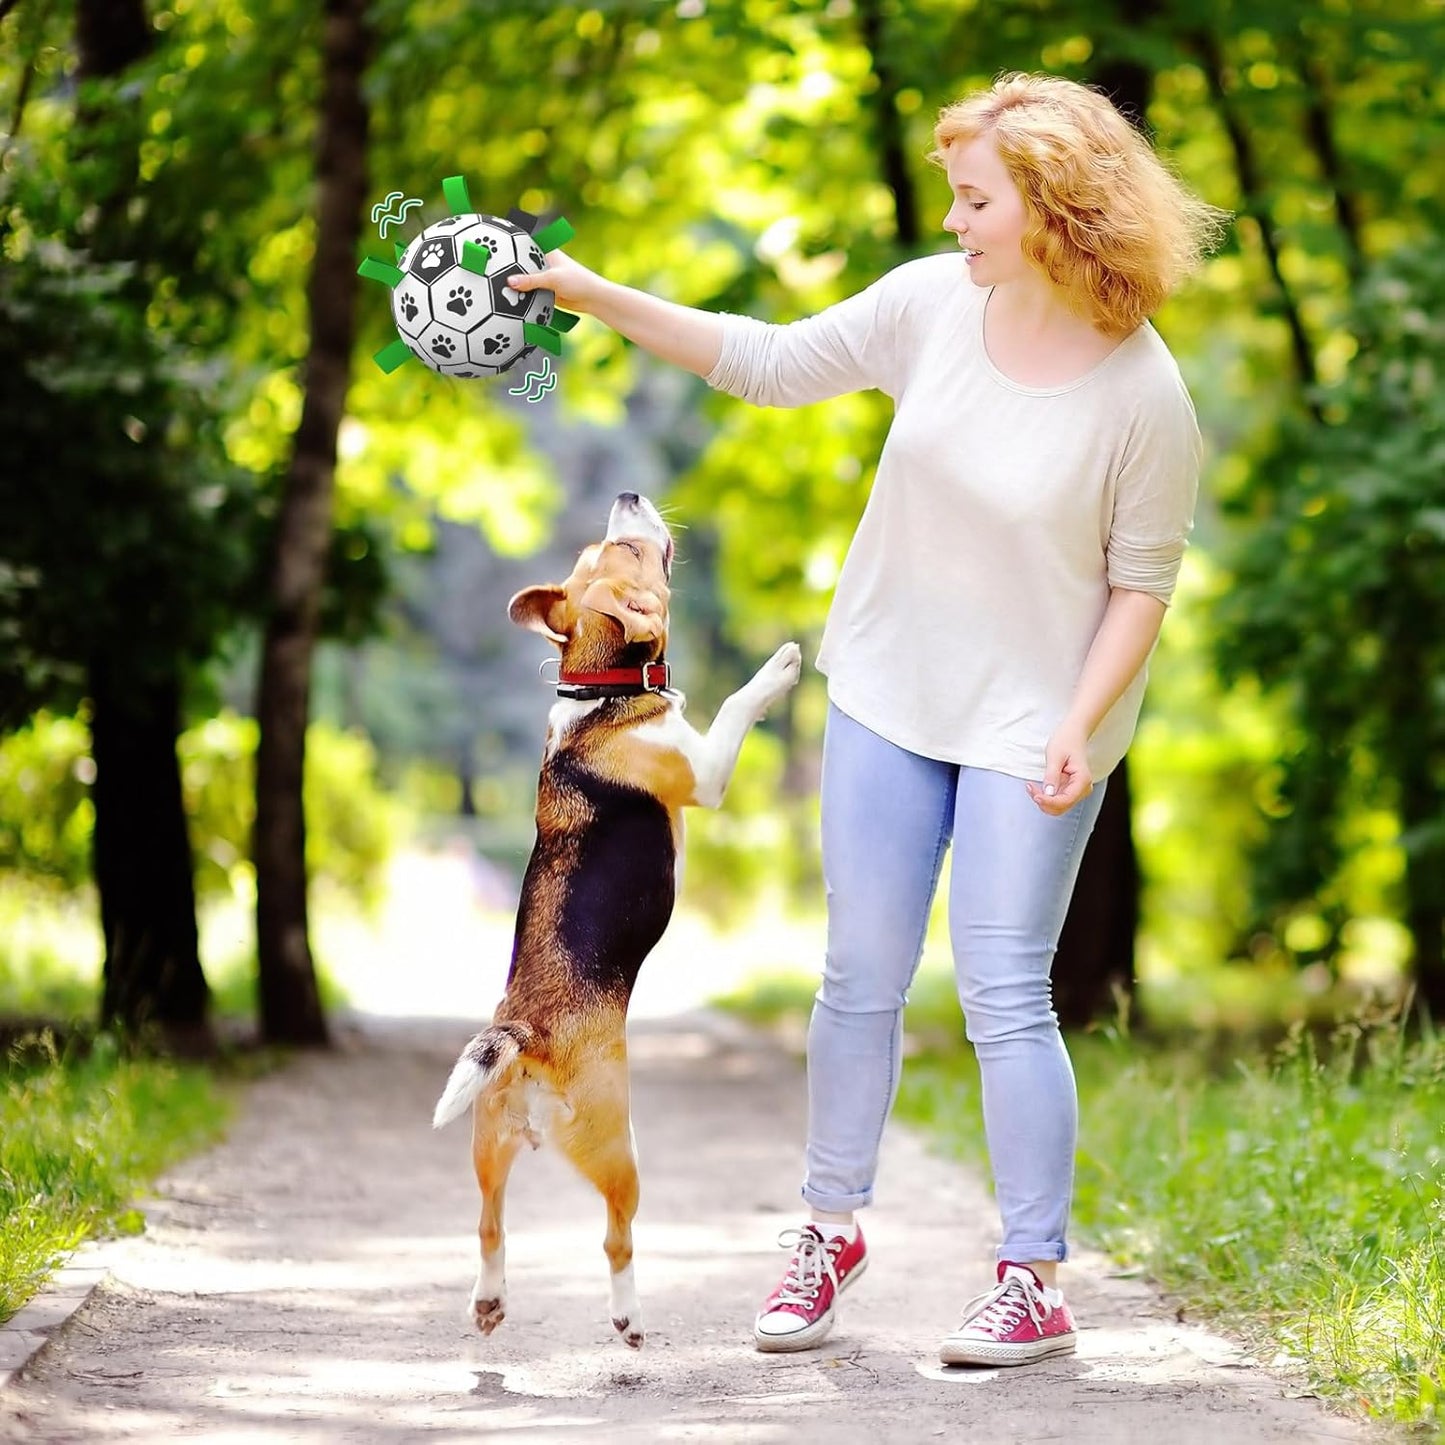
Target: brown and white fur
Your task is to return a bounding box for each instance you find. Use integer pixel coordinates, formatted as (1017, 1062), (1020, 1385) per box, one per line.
(432, 492), (801, 1348)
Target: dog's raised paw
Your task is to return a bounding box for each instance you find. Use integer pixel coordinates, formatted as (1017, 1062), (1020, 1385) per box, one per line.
(767, 641), (802, 680)
(612, 1315), (645, 1349)
(472, 1298), (507, 1335)
(749, 642), (803, 709)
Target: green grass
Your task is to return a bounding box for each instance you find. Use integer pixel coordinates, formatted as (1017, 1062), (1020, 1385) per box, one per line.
(0, 885), (309, 1328)
(0, 1032), (230, 1324)
(717, 966), (1445, 1431)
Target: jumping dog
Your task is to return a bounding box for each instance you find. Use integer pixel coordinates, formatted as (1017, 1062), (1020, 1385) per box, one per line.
(433, 491), (802, 1347)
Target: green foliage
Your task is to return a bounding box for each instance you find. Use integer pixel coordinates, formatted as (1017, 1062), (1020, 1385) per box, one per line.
(0, 881), (352, 1027)
(0, 714), (94, 890)
(682, 725), (819, 920)
(0, 1033), (228, 1324)
(1128, 556), (1280, 977)
(0, 244), (257, 724)
(0, 713), (398, 909)
(0, 3), (388, 722)
(181, 713), (399, 909)
(1214, 244), (1445, 962)
(0, 884), (101, 1022)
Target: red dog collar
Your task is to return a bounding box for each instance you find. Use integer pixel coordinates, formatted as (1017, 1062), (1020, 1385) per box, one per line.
(551, 661), (672, 699)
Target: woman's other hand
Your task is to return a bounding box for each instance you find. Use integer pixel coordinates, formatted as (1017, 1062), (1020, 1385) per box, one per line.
(1027, 722), (1094, 816)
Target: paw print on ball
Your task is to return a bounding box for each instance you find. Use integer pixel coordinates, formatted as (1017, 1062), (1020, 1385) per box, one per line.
(446, 285), (474, 319)
(407, 234), (456, 281)
(430, 333), (458, 359)
(478, 331), (513, 357)
(489, 271), (529, 319)
(391, 276), (430, 339)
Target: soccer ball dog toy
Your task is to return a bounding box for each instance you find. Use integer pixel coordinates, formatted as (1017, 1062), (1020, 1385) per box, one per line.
(357, 175), (578, 380)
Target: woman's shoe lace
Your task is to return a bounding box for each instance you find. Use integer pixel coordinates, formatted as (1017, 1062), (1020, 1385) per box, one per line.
(771, 1228), (840, 1307)
(955, 1272), (1047, 1338)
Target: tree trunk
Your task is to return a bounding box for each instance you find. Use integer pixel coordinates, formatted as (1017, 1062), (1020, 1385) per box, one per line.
(1054, 759), (1139, 1029)
(75, 0), (150, 76)
(253, 0), (370, 1046)
(1387, 611), (1445, 1018)
(1403, 811), (1445, 1020)
(458, 753), (477, 817)
(75, 0), (212, 1050)
(856, 0), (920, 249)
(91, 661), (212, 1049)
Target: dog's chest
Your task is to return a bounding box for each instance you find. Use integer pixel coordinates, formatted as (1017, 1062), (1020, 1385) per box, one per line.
(523, 747), (678, 995)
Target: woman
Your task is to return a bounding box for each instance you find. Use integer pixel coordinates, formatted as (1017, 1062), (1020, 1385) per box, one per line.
(508, 71), (1223, 1366)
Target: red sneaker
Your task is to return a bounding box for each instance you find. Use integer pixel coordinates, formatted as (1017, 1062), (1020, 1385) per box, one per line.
(753, 1224), (869, 1353)
(939, 1262), (1077, 1366)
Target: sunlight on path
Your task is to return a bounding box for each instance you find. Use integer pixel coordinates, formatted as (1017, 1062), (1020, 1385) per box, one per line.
(313, 846), (824, 1023)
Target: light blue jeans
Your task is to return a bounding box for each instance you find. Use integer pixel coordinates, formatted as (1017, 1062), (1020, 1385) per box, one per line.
(803, 704), (1107, 1263)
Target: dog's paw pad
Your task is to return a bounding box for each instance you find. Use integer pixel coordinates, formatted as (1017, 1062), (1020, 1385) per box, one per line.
(613, 1316), (645, 1349)
(473, 1298), (506, 1335)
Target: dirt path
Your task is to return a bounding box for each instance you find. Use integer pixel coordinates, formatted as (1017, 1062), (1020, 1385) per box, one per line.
(1, 1012), (1366, 1444)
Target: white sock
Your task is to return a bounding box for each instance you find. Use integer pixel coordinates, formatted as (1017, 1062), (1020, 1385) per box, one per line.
(1003, 1262), (1063, 1305)
(809, 1216), (858, 1242)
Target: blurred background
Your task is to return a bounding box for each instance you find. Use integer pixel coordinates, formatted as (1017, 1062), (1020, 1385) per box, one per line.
(2, 0), (1442, 1046)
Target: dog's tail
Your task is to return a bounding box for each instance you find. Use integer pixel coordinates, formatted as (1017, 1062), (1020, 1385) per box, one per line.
(431, 1022), (539, 1129)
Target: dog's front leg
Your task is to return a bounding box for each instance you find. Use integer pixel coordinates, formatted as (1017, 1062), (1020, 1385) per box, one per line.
(688, 642), (802, 807)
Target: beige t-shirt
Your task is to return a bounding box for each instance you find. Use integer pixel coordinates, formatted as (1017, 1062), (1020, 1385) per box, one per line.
(703, 252), (1201, 781)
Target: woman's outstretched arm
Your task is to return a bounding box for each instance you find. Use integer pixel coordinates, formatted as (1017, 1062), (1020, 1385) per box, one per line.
(507, 249), (724, 377)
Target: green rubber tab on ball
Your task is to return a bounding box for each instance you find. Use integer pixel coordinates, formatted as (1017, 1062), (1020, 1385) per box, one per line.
(373, 338), (414, 373)
(523, 321), (562, 356)
(551, 309), (580, 333)
(533, 216), (575, 252)
(394, 241), (406, 264)
(460, 240), (492, 276)
(357, 255), (404, 287)
(442, 175), (473, 215)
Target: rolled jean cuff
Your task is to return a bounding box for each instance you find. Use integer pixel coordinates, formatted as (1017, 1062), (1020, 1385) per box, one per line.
(802, 1183), (873, 1213)
(997, 1240), (1067, 1265)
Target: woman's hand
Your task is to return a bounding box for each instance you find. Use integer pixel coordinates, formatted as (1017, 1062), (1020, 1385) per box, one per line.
(1027, 721), (1094, 816)
(507, 248), (606, 316)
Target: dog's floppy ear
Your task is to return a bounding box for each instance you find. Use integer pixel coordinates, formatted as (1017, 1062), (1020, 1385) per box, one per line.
(580, 579), (666, 646)
(508, 584), (570, 645)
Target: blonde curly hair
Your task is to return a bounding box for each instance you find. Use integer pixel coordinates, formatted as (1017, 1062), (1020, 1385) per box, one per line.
(930, 73), (1227, 335)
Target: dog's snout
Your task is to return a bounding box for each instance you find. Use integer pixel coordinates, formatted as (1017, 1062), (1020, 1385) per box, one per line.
(605, 494), (672, 564)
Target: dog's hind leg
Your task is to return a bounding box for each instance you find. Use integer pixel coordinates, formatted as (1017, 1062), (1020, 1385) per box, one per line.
(470, 1118), (524, 1336)
(555, 1068), (644, 1348)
